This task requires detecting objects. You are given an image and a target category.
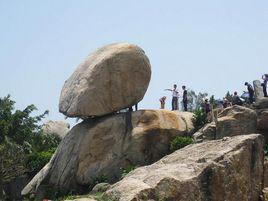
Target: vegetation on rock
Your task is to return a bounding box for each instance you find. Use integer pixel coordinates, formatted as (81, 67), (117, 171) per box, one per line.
(170, 136), (193, 152)
(0, 95), (60, 199)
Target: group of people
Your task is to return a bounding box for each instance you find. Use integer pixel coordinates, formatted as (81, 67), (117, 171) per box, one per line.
(160, 73), (268, 113)
(243, 73), (268, 104)
(159, 84), (188, 111)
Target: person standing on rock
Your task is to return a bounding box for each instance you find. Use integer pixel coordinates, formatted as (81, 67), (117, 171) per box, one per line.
(159, 96), (166, 109)
(244, 82), (255, 104)
(203, 99), (212, 122)
(262, 74), (268, 97)
(182, 85), (188, 111)
(165, 84), (179, 110)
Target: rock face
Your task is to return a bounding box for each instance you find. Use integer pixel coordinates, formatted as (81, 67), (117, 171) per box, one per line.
(254, 97), (268, 109)
(59, 43), (151, 118)
(193, 105), (257, 142)
(105, 134), (264, 201)
(264, 159), (268, 187)
(22, 110), (194, 195)
(253, 80), (264, 101)
(42, 120), (70, 139)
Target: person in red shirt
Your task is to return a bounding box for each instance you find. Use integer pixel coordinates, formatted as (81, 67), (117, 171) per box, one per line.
(159, 96), (166, 109)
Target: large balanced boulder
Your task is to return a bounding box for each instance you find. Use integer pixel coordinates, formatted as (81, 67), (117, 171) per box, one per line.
(42, 120), (70, 139)
(193, 105), (257, 142)
(22, 110), (194, 196)
(59, 43), (151, 118)
(105, 134), (264, 201)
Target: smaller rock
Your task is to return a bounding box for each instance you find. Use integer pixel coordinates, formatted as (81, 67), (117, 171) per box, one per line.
(254, 97), (268, 109)
(92, 183), (111, 193)
(253, 80), (264, 101)
(193, 106), (257, 142)
(42, 120), (70, 139)
(193, 122), (216, 142)
(257, 109), (268, 131)
(263, 188), (268, 201)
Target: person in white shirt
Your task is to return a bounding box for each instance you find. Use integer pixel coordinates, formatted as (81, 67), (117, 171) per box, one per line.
(165, 84), (179, 110)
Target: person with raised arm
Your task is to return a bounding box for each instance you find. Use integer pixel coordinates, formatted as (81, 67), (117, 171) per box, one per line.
(165, 84), (179, 110)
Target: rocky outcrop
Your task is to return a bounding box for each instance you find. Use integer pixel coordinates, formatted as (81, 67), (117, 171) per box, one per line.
(254, 98), (268, 143)
(254, 97), (268, 109)
(264, 159), (268, 188)
(253, 80), (264, 101)
(42, 120), (70, 139)
(193, 105), (257, 142)
(59, 43), (151, 118)
(105, 134), (264, 201)
(22, 110), (194, 196)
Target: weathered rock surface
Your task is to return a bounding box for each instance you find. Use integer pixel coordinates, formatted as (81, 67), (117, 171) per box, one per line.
(254, 97), (268, 109)
(264, 159), (268, 187)
(263, 188), (268, 201)
(59, 43), (151, 118)
(65, 198), (97, 201)
(105, 134), (264, 201)
(257, 109), (268, 131)
(253, 80), (264, 101)
(92, 183), (111, 193)
(193, 105), (257, 142)
(42, 120), (70, 139)
(22, 110), (194, 195)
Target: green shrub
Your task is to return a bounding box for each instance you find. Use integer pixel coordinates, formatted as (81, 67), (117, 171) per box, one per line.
(265, 144), (268, 157)
(120, 165), (137, 179)
(170, 136), (193, 152)
(193, 108), (207, 129)
(26, 148), (56, 171)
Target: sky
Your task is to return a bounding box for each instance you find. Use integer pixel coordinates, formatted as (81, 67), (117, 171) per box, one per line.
(0, 0), (267, 126)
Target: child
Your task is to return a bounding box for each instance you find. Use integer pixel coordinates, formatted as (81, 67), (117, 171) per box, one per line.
(159, 96), (166, 109)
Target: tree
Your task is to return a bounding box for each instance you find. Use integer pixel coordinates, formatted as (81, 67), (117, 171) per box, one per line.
(0, 95), (60, 199)
(180, 90), (208, 112)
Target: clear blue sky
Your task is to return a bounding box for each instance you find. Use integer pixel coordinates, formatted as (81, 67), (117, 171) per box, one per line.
(0, 0), (267, 125)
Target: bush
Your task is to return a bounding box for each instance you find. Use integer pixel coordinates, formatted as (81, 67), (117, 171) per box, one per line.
(170, 136), (193, 152)
(0, 95), (60, 199)
(265, 144), (268, 157)
(193, 108), (207, 129)
(26, 148), (56, 171)
(120, 165), (137, 179)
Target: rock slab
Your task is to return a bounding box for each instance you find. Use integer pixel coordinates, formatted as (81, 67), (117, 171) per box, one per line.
(193, 105), (257, 142)
(105, 134), (264, 201)
(22, 110), (194, 195)
(59, 43), (151, 118)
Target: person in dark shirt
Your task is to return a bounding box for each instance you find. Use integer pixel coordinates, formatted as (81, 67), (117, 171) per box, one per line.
(204, 99), (212, 122)
(262, 74), (268, 97)
(232, 92), (243, 106)
(182, 85), (188, 111)
(245, 82), (254, 104)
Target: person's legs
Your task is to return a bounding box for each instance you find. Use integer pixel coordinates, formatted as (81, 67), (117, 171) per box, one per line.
(183, 101), (188, 111)
(135, 103), (138, 111)
(264, 85), (268, 97)
(249, 93), (254, 103)
(174, 97), (178, 110)
(172, 98), (175, 110)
